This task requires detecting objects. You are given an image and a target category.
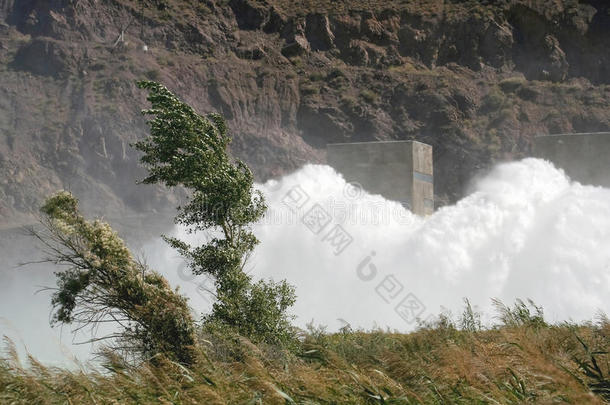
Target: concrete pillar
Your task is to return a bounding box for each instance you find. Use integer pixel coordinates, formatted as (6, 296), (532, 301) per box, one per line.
(327, 140), (434, 216)
(533, 132), (610, 187)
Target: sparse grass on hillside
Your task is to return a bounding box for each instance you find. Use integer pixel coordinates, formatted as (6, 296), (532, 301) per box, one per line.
(1, 304), (609, 404)
(258, 0), (447, 15)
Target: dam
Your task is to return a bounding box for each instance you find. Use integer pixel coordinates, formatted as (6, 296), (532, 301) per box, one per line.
(327, 140), (434, 216)
(533, 132), (610, 187)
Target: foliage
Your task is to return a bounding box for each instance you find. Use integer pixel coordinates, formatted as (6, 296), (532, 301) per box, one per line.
(1, 302), (609, 404)
(492, 298), (547, 328)
(359, 89), (379, 104)
(458, 298), (482, 332)
(134, 81), (296, 346)
(570, 317), (610, 401)
(203, 278), (297, 348)
(481, 88), (506, 112)
(32, 191), (196, 364)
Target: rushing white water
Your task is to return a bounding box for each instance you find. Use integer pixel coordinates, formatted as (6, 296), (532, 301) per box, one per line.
(2, 158), (610, 365)
(258, 158), (610, 328)
(157, 157), (610, 331)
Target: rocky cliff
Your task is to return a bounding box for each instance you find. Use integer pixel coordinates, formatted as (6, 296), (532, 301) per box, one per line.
(1, 0), (609, 227)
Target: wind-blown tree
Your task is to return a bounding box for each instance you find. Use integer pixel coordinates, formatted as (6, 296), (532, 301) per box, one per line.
(134, 81), (296, 346)
(33, 191), (196, 364)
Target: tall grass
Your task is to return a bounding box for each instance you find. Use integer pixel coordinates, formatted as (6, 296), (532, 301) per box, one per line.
(1, 304), (609, 404)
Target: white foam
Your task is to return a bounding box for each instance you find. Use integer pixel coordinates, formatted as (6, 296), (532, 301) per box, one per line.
(2, 158), (609, 365)
(169, 158), (610, 330)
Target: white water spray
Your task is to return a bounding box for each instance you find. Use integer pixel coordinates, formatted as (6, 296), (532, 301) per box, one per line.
(2, 158), (609, 365)
(164, 158), (610, 330)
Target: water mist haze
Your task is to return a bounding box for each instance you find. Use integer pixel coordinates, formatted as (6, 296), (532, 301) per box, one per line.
(1, 158), (609, 366)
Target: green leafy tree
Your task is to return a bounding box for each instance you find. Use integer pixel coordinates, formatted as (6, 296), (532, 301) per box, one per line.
(134, 81), (296, 346)
(33, 191), (196, 364)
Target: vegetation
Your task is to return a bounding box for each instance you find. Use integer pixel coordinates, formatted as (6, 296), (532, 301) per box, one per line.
(30, 191), (196, 365)
(1, 304), (609, 404)
(360, 89), (379, 104)
(10, 80), (608, 403)
(26, 82), (296, 366)
(134, 81), (297, 347)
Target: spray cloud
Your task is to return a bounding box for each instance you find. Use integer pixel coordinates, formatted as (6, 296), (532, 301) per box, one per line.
(2, 158), (610, 365)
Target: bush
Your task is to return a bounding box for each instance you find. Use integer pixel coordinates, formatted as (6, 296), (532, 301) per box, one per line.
(300, 83), (319, 95)
(482, 88), (505, 111)
(359, 89), (379, 104)
(517, 86), (540, 101)
(499, 77), (525, 93)
(308, 72), (325, 81)
(34, 192), (196, 364)
(340, 95), (358, 109)
(204, 278), (297, 348)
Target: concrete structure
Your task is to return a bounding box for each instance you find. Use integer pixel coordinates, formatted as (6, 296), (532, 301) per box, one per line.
(533, 132), (610, 188)
(327, 140), (434, 216)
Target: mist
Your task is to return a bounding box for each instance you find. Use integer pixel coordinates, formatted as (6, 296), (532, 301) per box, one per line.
(170, 157), (610, 331)
(1, 157), (609, 366)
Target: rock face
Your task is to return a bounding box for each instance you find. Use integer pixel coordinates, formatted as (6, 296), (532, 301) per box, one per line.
(0, 0), (609, 226)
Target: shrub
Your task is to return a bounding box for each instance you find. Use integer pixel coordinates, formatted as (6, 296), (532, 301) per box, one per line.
(327, 67), (346, 79)
(203, 278), (297, 347)
(482, 88), (505, 111)
(359, 89), (379, 104)
(517, 86), (540, 101)
(340, 95), (358, 109)
(308, 72), (325, 81)
(300, 83), (319, 95)
(33, 191), (196, 364)
(499, 77), (525, 93)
